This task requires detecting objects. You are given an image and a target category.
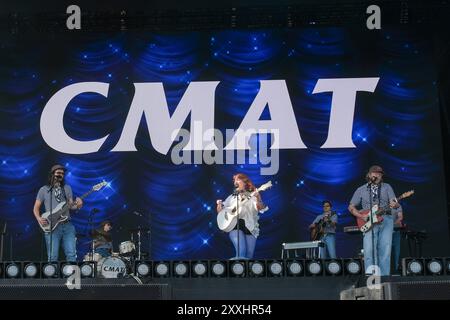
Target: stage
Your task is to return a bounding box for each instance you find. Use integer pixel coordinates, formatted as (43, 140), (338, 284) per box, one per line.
(1, 0), (450, 303)
(1, 275), (449, 300)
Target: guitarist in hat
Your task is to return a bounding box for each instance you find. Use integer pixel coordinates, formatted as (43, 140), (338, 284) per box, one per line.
(33, 164), (83, 261)
(308, 200), (338, 259)
(348, 165), (399, 276)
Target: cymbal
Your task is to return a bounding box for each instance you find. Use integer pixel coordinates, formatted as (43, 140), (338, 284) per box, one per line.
(129, 227), (150, 232)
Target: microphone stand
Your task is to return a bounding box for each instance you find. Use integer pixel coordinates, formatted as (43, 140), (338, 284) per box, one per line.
(148, 212), (152, 260)
(9, 232), (13, 261)
(233, 189), (241, 260)
(367, 178), (376, 276)
(48, 176), (55, 262)
(138, 230), (142, 260)
(0, 221), (6, 262)
(133, 211), (152, 260)
(89, 209), (96, 260)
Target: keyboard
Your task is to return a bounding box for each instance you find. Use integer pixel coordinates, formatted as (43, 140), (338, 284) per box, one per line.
(282, 241), (324, 250)
(345, 225), (411, 234)
(343, 226), (361, 234)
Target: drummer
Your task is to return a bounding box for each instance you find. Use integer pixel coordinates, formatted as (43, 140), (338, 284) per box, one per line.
(91, 220), (113, 257)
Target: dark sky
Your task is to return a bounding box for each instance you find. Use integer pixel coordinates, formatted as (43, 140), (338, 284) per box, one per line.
(0, 0), (312, 13)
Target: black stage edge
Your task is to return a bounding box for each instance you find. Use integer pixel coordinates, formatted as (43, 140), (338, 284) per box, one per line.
(1, 276), (450, 299)
(0, 278), (170, 300)
(341, 276), (450, 300)
(166, 276), (359, 300)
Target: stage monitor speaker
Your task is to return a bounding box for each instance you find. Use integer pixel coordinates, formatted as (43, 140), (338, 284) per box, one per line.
(0, 278), (171, 300)
(340, 279), (450, 300)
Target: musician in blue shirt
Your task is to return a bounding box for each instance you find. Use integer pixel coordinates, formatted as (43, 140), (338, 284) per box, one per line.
(309, 200), (338, 259)
(33, 164), (83, 262)
(348, 165), (399, 276)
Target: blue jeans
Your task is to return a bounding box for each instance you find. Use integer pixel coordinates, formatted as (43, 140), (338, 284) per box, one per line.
(44, 222), (77, 262)
(363, 215), (393, 276)
(319, 233), (336, 259)
(229, 230), (256, 259)
(391, 230), (401, 272)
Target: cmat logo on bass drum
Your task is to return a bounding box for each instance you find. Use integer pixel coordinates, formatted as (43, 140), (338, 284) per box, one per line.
(98, 257), (128, 278)
(103, 266), (126, 273)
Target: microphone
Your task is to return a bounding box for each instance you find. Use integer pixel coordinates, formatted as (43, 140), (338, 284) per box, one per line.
(91, 208), (100, 214)
(53, 174), (64, 185)
(49, 174), (58, 189)
(368, 176), (377, 185)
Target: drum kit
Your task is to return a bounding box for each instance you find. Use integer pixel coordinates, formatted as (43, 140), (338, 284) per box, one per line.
(82, 227), (150, 279)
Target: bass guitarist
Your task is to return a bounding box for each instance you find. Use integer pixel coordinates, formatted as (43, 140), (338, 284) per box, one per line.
(308, 200), (338, 259)
(33, 164), (83, 261)
(348, 165), (399, 276)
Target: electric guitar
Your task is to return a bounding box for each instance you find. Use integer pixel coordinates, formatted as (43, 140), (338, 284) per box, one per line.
(310, 212), (336, 241)
(39, 181), (107, 233)
(216, 181), (272, 232)
(356, 190), (414, 232)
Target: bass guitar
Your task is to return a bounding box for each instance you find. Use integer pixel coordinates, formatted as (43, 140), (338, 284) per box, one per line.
(39, 181), (107, 233)
(356, 190), (414, 232)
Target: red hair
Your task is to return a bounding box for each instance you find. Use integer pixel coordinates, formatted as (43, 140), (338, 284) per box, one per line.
(233, 173), (256, 192)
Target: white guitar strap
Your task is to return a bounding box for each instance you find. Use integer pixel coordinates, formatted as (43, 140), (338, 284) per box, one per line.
(54, 187), (63, 202)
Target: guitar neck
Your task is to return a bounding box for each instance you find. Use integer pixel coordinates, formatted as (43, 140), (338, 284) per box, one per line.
(377, 195), (407, 214)
(79, 189), (94, 200)
(251, 186), (269, 196)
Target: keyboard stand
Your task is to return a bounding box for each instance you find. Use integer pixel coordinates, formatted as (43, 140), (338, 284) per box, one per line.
(281, 241), (324, 259)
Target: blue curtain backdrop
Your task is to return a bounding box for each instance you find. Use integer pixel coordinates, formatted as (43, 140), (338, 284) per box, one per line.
(0, 27), (447, 261)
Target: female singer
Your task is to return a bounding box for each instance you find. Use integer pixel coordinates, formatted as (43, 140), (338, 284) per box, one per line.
(216, 173), (268, 259)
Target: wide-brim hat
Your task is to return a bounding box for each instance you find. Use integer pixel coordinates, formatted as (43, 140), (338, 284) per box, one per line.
(368, 165), (384, 174)
(50, 164), (66, 173)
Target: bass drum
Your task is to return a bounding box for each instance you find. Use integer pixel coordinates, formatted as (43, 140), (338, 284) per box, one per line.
(97, 256), (128, 278)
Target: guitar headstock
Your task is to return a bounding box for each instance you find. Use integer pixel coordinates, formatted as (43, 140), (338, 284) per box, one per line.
(258, 181), (273, 192)
(92, 181), (107, 191)
(398, 190), (414, 200)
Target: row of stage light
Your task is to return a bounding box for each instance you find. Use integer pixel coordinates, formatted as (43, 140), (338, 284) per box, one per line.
(402, 258), (450, 276)
(1, 258), (449, 279)
(134, 257), (450, 278)
(0, 261), (96, 279)
(0, 259), (362, 279)
(135, 259), (365, 278)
